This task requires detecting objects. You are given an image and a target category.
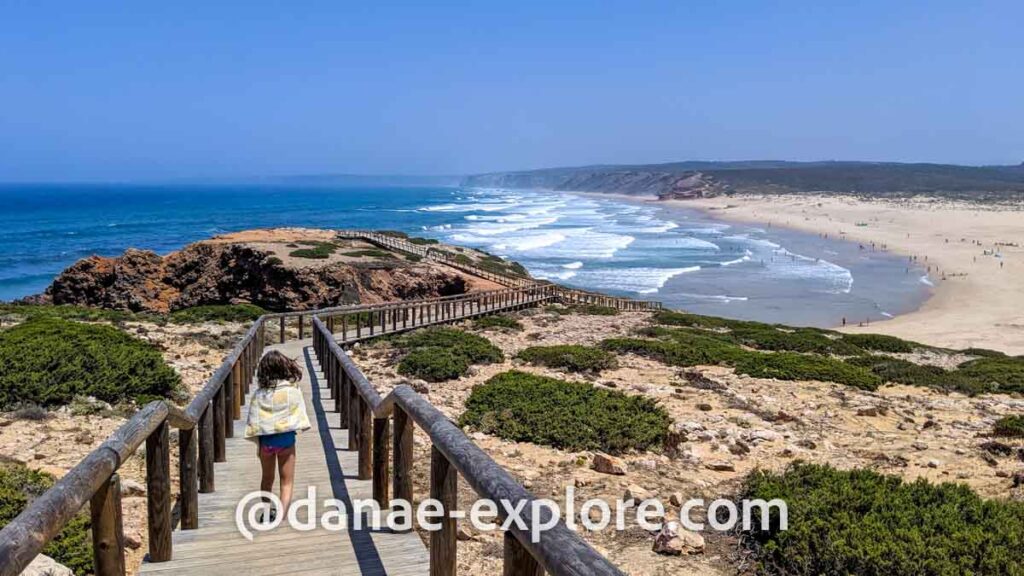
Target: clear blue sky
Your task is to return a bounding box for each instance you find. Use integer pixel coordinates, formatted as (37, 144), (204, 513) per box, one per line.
(1, 0), (1021, 181)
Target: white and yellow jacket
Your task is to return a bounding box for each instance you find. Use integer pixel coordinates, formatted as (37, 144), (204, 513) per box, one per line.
(243, 380), (311, 441)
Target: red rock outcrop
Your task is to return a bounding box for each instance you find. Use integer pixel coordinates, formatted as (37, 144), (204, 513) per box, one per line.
(37, 234), (472, 313)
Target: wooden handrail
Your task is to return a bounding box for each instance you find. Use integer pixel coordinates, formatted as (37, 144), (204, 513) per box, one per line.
(310, 314), (624, 576)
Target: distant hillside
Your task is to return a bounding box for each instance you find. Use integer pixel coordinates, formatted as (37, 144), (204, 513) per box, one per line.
(462, 161), (1024, 201)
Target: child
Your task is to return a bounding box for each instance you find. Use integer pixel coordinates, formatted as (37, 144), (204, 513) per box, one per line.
(244, 350), (311, 520)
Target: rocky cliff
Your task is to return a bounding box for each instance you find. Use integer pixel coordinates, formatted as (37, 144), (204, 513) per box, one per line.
(33, 229), (482, 313)
(463, 160), (1024, 200)
(462, 169), (728, 199)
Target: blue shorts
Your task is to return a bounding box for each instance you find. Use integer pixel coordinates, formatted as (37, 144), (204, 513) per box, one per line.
(258, 431), (296, 455)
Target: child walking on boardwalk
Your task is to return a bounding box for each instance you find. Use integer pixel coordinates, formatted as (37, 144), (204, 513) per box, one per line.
(244, 350), (311, 520)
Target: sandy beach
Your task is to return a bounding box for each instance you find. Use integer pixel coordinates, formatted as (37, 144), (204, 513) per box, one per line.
(672, 194), (1024, 354)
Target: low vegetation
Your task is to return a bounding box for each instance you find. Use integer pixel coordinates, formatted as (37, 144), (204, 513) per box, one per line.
(0, 317), (182, 408)
(733, 352), (882, 391)
(289, 241), (339, 259)
(841, 333), (918, 353)
(993, 415), (1024, 438)
(601, 333), (748, 367)
(956, 356), (1024, 394)
(474, 315), (522, 331)
(0, 303), (155, 324)
(516, 345), (618, 373)
(476, 254), (529, 277)
(394, 327), (502, 382)
(460, 371), (669, 453)
(741, 462), (1024, 576)
(1, 303), (266, 327)
(633, 309), (1024, 395)
(342, 249), (396, 259)
(844, 355), (984, 394)
(169, 303), (265, 323)
(0, 463), (92, 574)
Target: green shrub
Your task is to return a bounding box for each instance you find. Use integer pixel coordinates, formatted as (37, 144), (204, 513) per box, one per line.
(962, 347), (1008, 358)
(740, 462), (1024, 576)
(397, 348), (470, 382)
(409, 237), (440, 245)
(476, 255), (529, 277)
(342, 249), (396, 259)
(265, 256), (283, 266)
(0, 317), (181, 408)
(459, 371), (669, 453)
(569, 304), (620, 316)
(0, 463), (92, 574)
(652, 310), (764, 330)
(396, 328), (503, 363)
(724, 326), (862, 355)
(289, 241), (338, 259)
(957, 357), (1024, 394)
(394, 327), (503, 381)
(734, 352), (881, 390)
(601, 334), (749, 367)
(517, 345), (618, 373)
(0, 303), (155, 324)
(405, 254), (423, 262)
(993, 415), (1024, 438)
(169, 304), (265, 324)
(475, 315), (522, 331)
(844, 355), (984, 394)
(842, 333), (918, 353)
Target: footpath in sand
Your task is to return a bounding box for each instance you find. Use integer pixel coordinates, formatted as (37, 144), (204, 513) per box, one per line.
(681, 194), (1024, 355)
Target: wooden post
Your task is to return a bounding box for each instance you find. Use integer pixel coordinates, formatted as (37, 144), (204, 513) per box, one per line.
(340, 370), (350, 428)
(90, 473), (125, 576)
(213, 385), (227, 461)
(342, 315), (348, 341)
(226, 367), (237, 427)
(358, 398), (372, 480)
(430, 447), (457, 576)
(179, 426), (198, 530)
(333, 359), (342, 414)
(146, 421), (172, 562)
(372, 417), (390, 507)
(279, 317), (285, 343)
(199, 403), (215, 492)
(298, 315), (305, 339)
(393, 407), (413, 504)
(503, 532), (543, 576)
(348, 386), (360, 450)
(231, 362), (242, 420)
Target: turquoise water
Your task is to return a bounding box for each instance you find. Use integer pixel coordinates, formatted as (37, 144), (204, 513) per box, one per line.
(0, 183), (930, 327)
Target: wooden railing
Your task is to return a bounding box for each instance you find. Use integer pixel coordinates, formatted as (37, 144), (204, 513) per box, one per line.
(312, 314), (623, 576)
(0, 317), (266, 576)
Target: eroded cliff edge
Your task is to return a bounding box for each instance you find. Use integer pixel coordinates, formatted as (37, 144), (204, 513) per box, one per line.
(29, 228), (503, 312)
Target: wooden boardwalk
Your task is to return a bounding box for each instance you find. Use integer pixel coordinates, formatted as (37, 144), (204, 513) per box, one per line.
(140, 339), (429, 576)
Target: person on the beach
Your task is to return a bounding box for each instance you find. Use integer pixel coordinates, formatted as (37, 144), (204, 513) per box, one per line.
(244, 350), (310, 521)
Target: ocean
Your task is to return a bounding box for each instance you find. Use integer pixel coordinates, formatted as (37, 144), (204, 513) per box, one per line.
(0, 183), (931, 327)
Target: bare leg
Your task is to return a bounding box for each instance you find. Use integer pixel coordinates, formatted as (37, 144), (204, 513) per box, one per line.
(259, 445), (277, 498)
(277, 446), (297, 513)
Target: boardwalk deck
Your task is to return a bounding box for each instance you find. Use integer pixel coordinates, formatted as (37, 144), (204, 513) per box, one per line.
(139, 339), (429, 576)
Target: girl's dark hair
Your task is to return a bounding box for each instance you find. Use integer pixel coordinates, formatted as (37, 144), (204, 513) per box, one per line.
(258, 350), (302, 388)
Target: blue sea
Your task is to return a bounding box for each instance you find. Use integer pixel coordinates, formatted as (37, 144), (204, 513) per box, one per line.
(0, 183), (931, 327)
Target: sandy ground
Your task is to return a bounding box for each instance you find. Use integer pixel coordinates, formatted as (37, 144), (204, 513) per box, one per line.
(675, 195), (1024, 355)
